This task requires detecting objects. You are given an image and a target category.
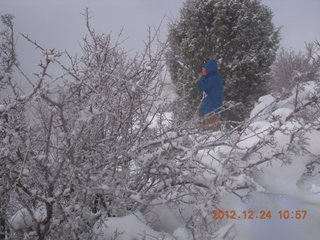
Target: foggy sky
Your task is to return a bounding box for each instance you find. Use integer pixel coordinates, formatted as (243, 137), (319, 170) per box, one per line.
(1, 0), (320, 76)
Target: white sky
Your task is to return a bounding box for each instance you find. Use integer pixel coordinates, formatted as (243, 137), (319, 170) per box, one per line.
(1, 0), (320, 75)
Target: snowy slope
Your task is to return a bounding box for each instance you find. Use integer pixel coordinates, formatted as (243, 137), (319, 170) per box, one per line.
(219, 81), (320, 240)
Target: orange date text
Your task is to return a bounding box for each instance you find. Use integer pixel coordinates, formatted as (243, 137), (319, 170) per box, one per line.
(211, 210), (307, 220)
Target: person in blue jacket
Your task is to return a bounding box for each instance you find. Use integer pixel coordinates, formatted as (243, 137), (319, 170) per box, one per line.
(196, 59), (224, 130)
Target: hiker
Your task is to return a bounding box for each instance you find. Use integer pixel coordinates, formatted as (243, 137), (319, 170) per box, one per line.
(196, 59), (224, 130)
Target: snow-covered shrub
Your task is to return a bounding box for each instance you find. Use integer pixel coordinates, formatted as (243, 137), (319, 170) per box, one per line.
(0, 10), (207, 240)
(270, 43), (320, 96)
(1, 10), (320, 240)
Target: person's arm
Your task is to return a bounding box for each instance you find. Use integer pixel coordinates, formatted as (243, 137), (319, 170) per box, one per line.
(197, 76), (214, 91)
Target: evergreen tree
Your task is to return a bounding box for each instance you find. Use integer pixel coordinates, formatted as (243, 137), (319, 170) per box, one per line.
(167, 0), (280, 122)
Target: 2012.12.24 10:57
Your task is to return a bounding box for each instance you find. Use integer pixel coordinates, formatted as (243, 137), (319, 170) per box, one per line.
(211, 210), (307, 220)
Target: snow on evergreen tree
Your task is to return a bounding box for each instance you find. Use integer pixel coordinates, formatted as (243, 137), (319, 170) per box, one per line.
(167, 0), (280, 122)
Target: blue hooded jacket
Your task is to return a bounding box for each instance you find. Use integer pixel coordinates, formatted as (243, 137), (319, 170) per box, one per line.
(197, 60), (224, 115)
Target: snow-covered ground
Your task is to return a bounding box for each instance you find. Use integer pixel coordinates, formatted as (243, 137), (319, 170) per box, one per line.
(219, 81), (320, 240)
(93, 212), (174, 240)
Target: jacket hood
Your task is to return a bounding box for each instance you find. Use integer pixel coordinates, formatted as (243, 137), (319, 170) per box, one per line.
(204, 60), (218, 75)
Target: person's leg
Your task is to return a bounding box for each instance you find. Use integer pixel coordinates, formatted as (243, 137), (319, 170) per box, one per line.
(204, 113), (220, 131)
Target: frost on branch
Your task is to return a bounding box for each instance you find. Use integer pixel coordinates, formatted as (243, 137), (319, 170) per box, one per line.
(1, 10), (197, 240)
(1, 11), (320, 240)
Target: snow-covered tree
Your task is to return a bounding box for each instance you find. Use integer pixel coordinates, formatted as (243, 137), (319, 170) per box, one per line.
(167, 0), (280, 122)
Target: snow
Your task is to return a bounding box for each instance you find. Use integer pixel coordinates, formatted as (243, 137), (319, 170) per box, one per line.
(193, 83), (320, 237)
(245, 120), (271, 133)
(293, 81), (318, 102)
(93, 212), (174, 240)
(234, 191), (320, 240)
(145, 202), (191, 234)
(78, 106), (101, 122)
(250, 94), (276, 120)
(269, 107), (293, 123)
(237, 123), (272, 149)
(305, 130), (320, 155)
(9, 206), (47, 231)
(310, 184), (320, 194)
(172, 227), (192, 240)
(146, 112), (173, 129)
(17, 95), (26, 101)
(165, 80), (318, 239)
(146, 200), (193, 234)
(10, 208), (34, 230)
(223, 81), (320, 239)
(0, 104), (6, 112)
